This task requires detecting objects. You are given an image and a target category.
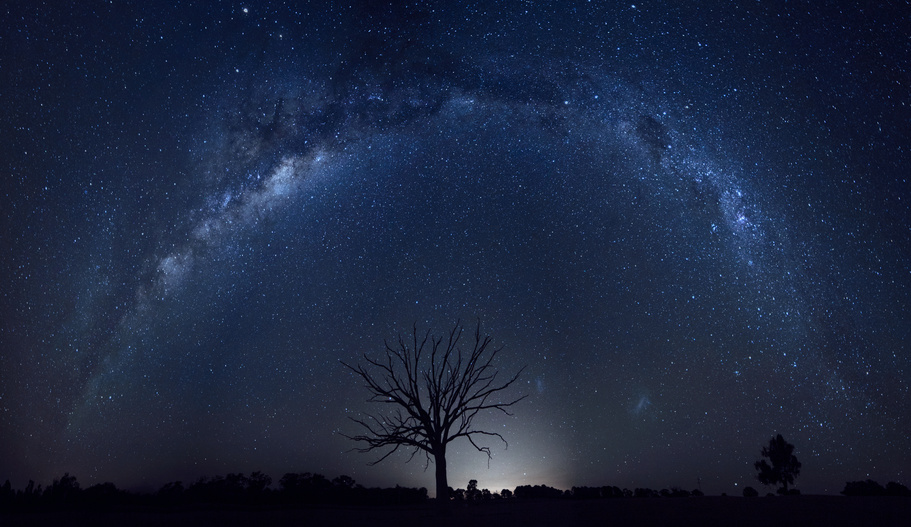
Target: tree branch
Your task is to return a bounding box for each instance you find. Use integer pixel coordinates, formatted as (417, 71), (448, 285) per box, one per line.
(340, 320), (525, 473)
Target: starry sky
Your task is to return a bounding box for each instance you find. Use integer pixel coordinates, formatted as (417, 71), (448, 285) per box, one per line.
(1, 1), (909, 496)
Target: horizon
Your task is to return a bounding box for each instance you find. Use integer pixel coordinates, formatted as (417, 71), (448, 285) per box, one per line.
(6, 468), (907, 499)
(2, 1), (908, 498)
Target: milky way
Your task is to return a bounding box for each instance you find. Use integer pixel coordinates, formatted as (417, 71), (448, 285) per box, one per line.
(2, 2), (909, 495)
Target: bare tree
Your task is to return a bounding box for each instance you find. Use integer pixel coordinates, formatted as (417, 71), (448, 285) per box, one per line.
(341, 320), (525, 503)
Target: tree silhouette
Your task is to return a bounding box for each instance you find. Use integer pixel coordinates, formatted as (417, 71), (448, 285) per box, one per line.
(466, 479), (479, 501)
(341, 320), (525, 504)
(45, 473), (80, 507)
(754, 434), (802, 494)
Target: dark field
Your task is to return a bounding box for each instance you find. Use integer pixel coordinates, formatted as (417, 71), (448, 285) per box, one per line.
(3, 496), (909, 527)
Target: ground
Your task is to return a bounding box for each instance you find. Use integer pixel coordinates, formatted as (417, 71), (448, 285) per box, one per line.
(3, 496), (910, 527)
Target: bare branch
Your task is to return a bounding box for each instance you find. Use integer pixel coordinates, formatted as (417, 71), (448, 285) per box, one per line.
(340, 320), (525, 501)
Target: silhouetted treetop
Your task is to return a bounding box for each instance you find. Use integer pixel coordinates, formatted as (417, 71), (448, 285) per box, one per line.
(754, 434), (801, 495)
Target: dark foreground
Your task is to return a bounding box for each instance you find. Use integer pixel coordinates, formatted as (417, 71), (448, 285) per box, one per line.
(3, 496), (910, 527)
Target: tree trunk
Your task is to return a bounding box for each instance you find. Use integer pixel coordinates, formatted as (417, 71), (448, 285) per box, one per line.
(434, 450), (448, 503)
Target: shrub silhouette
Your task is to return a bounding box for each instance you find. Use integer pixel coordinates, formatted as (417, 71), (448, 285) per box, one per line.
(634, 488), (659, 498)
(841, 479), (910, 497)
(157, 481), (186, 506)
(885, 482), (911, 497)
(82, 482), (124, 509)
(514, 484), (562, 499)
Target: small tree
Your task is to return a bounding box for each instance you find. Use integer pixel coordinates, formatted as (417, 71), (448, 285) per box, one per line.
(341, 320), (525, 504)
(754, 434), (801, 494)
(466, 479), (479, 501)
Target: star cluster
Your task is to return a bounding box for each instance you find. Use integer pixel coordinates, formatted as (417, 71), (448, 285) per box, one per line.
(1, 1), (909, 495)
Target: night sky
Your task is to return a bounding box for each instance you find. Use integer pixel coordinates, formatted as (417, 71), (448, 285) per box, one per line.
(2, 1), (909, 496)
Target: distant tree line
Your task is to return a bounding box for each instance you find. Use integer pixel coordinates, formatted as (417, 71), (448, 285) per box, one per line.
(840, 480), (911, 497)
(446, 481), (705, 501)
(3, 472), (910, 513)
(0, 472), (427, 513)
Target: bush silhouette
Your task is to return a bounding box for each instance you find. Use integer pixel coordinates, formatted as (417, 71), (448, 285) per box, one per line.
(885, 482), (911, 497)
(840, 479), (910, 496)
